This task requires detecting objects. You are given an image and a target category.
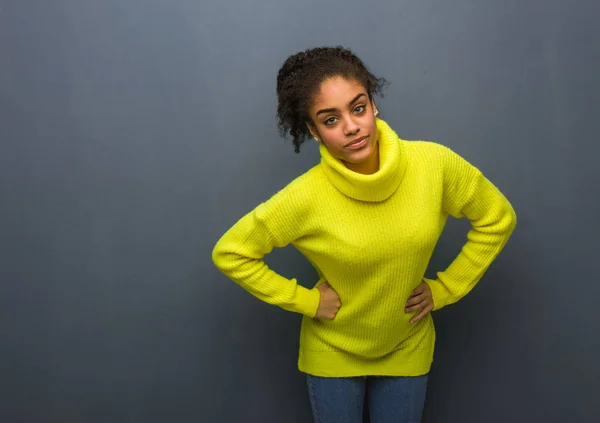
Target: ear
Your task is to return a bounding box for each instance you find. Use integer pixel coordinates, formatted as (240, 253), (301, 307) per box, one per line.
(371, 99), (379, 116)
(306, 121), (319, 139)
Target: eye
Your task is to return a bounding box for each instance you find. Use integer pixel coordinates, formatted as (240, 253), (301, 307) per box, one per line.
(354, 105), (366, 114)
(324, 117), (338, 126)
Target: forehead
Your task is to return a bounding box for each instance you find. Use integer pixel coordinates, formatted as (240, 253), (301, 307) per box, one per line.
(311, 77), (366, 106)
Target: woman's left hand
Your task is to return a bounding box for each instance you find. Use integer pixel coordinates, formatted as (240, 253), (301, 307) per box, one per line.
(405, 280), (435, 324)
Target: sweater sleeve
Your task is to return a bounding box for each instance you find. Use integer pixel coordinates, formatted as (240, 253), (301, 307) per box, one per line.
(425, 146), (517, 310)
(211, 187), (321, 318)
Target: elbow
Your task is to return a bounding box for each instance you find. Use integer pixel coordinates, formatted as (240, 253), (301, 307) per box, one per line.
(485, 202), (517, 236)
(211, 239), (227, 272)
(502, 202), (517, 236)
(211, 236), (244, 276)
(508, 203), (517, 232)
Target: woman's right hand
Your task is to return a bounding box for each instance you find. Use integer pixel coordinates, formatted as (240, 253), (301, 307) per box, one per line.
(315, 282), (342, 319)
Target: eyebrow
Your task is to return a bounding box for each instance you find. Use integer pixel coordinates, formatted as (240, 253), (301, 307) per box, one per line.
(315, 93), (367, 117)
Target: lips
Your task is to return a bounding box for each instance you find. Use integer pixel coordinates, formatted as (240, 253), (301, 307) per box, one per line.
(345, 135), (369, 148)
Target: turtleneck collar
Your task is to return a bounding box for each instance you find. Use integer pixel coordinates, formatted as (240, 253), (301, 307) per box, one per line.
(319, 118), (408, 202)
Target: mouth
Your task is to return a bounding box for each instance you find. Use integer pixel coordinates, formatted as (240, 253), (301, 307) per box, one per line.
(345, 135), (369, 149)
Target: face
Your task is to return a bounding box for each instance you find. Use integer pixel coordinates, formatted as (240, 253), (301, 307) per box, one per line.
(307, 77), (378, 167)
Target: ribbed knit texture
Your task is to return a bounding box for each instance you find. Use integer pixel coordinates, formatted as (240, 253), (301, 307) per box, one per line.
(212, 118), (516, 377)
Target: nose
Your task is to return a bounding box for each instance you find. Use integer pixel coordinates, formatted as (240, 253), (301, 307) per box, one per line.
(343, 116), (360, 136)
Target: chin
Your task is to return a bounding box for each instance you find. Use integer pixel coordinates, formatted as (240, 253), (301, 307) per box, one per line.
(345, 142), (374, 163)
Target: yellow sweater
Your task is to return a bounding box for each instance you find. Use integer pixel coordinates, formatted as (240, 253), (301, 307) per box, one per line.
(212, 118), (516, 377)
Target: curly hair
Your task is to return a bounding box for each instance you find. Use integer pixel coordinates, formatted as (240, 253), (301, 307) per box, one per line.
(276, 46), (388, 153)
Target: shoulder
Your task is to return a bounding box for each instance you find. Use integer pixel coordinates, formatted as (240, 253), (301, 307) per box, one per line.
(254, 164), (324, 219)
(404, 140), (480, 173)
(403, 140), (453, 176)
(271, 164), (325, 201)
(250, 164), (326, 241)
(405, 140), (459, 162)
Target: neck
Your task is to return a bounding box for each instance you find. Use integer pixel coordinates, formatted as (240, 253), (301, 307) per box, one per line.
(343, 146), (380, 175)
(318, 118), (408, 202)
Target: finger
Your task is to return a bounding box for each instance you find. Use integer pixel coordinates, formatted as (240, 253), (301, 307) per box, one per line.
(405, 299), (426, 313)
(405, 293), (425, 307)
(409, 305), (430, 324)
(411, 284), (425, 296)
(410, 304), (433, 324)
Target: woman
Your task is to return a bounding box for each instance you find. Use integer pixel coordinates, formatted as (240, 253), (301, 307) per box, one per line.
(212, 46), (516, 423)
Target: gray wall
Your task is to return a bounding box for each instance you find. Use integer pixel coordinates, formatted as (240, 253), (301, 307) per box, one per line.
(1, 1), (598, 422)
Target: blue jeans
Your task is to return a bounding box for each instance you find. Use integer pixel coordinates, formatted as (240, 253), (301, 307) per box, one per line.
(306, 374), (428, 423)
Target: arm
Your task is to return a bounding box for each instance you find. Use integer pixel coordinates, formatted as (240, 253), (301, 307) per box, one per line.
(426, 147), (517, 310)
(211, 192), (321, 317)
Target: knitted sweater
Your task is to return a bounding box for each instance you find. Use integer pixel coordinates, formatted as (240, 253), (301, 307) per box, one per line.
(212, 118), (516, 377)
